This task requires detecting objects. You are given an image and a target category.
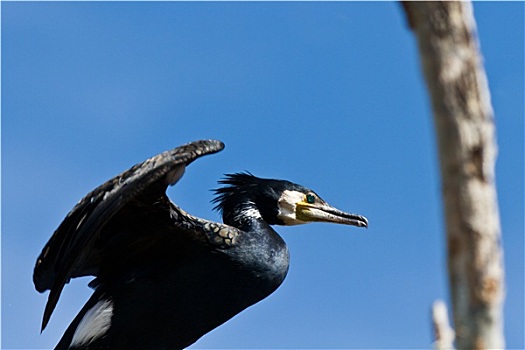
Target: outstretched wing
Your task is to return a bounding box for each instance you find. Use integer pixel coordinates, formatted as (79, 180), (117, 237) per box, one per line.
(33, 139), (224, 331)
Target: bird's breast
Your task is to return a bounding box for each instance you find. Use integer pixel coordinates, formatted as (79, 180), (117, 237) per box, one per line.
(100, 239), (289, 349)
(226, 228), (290, 295)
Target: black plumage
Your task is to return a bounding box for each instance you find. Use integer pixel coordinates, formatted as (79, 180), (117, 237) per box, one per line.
(34, 140), (367, 350)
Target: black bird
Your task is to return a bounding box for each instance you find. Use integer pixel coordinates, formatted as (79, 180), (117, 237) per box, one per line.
(34, 140), (368, 350)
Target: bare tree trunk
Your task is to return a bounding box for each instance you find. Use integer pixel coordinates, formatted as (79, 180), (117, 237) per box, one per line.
(401, 2), (505, 349)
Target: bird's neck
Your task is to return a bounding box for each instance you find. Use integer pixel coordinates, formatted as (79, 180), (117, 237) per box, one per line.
(223, 202), (290, 292)
(223, 202), (265, 231)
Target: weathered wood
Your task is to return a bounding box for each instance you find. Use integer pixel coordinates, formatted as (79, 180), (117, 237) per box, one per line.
(432, 300), (455, 350)
(401, 2), (505, 349)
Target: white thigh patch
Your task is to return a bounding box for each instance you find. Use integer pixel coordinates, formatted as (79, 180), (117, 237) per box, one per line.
(71, 299), (114, 347)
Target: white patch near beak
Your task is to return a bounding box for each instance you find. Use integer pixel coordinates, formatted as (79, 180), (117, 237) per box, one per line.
(277, 190), (308, 225)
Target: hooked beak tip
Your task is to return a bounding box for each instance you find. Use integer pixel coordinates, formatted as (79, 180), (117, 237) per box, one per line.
(358, 215), (368, 228)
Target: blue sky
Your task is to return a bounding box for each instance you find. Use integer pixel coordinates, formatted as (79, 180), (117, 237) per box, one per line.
(2, 2), (523, 349)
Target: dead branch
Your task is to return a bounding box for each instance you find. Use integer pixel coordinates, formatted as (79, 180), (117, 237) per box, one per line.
(401, 2), (506, 349)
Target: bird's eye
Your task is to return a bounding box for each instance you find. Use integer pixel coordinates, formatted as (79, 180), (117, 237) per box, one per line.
(305, 194), (315, 204)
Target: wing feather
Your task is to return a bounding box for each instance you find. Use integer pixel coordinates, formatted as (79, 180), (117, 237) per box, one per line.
(33, 139), (224, 330)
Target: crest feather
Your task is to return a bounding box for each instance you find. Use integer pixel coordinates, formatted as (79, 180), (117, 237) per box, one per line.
(212, 172), (258, 214)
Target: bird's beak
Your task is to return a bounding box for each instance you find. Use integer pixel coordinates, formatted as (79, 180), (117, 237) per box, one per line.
(296, 201), (368, 228)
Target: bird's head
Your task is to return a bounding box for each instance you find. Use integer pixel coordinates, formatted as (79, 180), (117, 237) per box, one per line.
(213, 173), (368, 228)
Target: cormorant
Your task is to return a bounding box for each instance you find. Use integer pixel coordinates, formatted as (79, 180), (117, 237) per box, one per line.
(34, 140), (368, 350)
